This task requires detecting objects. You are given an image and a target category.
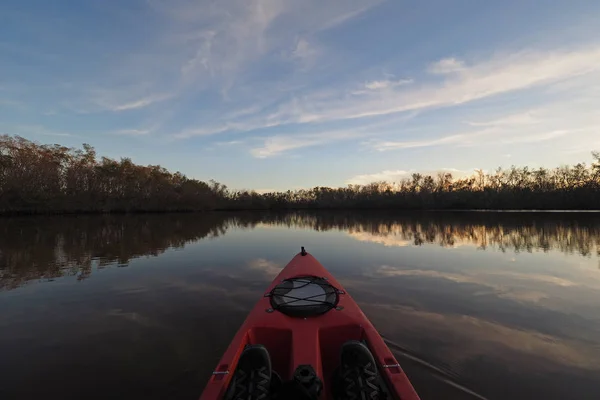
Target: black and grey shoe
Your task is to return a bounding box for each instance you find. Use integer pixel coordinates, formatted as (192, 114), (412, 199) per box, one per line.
(225, 344), (272, 400)
(337, 340), (383, 400)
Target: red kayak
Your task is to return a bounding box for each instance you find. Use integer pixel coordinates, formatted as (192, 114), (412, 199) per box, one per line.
(200, 248), (420, 400)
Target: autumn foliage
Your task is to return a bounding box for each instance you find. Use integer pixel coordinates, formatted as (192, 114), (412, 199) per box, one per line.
(1, 135), (600, 213)
(0, 135), (226, 213)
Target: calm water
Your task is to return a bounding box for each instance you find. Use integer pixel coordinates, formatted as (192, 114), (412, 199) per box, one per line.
(1, 212), (600, 400)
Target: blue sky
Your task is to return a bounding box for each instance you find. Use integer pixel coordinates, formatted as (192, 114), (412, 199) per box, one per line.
(1, 0), (600, 191)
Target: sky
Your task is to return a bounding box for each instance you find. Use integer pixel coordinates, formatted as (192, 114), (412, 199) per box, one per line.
(1, 0), (600, 191)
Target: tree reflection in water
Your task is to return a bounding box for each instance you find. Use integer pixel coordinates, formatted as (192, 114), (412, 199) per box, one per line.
(2, 211), (600, 290)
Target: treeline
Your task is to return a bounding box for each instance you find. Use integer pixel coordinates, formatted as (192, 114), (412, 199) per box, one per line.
(0, 135), (226, 213)
(2, 135), (600, 213)
(230, 156), (600, 210)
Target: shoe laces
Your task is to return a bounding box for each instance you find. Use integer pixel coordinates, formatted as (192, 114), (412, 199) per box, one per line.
(231, 367), (271, 400)
(341, 362), (380, 400)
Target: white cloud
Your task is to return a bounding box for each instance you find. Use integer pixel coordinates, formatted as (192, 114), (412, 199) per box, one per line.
(113, 129), (151, 136)
(466, 110), (541, 127)
(427, 57), (465, 74)
(249, 114), (415, 158)
(108, 94), (172, 111)
(180, 30), (216, 78)
(215, 140), (243, 146)
(251, 130), (360, 158)
(171, 44), (600, 154)
(227, 105), (266, 119)
(251, 134), (328, 158)
(372, 130), (492, 151)
(346, 170), (410, 184)
(364, 79), (413, 90)
(173, 117), (285, 139)
(156, 0), (381, 82)
(317, 1), (383, 31)
(346, 168), (473, 185)
(141, 2), (600, 157)
(10, 0), (600, 166)
(266, 46), (600, 125)
(164, 43), (600, 159)
(370, 95), (599, 152)
(371, 128), (574, 151)
(174, 126), (230, 138)
(50, 0), (382, 123)
(82, 88), (173, 113)
(497, 129), (570, 144)
(291, 38), (318, 62)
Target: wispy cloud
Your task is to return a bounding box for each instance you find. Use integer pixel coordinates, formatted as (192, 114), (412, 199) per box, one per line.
(364, 79), (413, 90)
(347, 170), (409, 184)
(372, 128), (574, 152)
(466, 110), (542, 127)
(317, 1), (384, 31)
(291, 38), (317, 61)
(251, 134), (332, 158)
(251, 127), (369, 158)
(107, 94), (171, 111)
(371, 130), (493, 151)
(47, 0), (381, 120)
(176, 45), (600, 153)
(98, 93), (172, 112)
(497, 129), (570, 144)
(371, 93), (598, 152)
(249, 113), (417, 158)
(427, 57), (465, 74)
(155, 0), (382, 83)
(174, 126), (230, 139)
(100, 1), (600, 160)
(261, 45), (600, 125)
(215, 140), (244, 146)
(5, 0), (600, 189)
(113, 129), (151, 136)
(132, 0), (386, 133)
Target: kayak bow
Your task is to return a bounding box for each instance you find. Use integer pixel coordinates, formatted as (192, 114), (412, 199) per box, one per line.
(200, 248), (420, 400)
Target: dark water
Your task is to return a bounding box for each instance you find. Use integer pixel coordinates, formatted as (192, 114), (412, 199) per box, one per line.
(1, 212), (600, 400)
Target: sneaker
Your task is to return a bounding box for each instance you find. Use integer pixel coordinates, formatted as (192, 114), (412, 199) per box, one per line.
(225, 344), (272, 400)
(338, 341), (383, 400)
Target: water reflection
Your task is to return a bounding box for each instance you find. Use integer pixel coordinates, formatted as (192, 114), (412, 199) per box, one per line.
(2, 212), (600, 291)
(1, 212), (600, 400)
(0, 214), (230, 289)
(256, 212), (600, 257)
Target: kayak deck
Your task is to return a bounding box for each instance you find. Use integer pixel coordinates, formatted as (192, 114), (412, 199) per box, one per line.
(200, 251), (420, 400)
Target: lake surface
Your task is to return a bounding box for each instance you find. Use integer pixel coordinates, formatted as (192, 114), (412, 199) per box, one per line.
(1, 212), (600, 400)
